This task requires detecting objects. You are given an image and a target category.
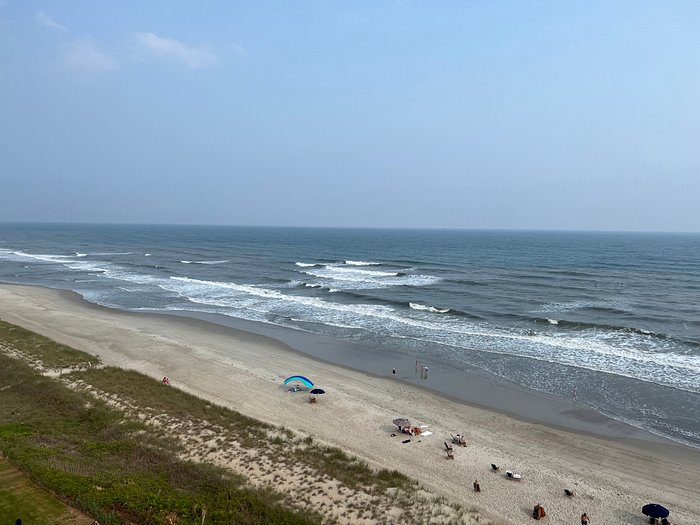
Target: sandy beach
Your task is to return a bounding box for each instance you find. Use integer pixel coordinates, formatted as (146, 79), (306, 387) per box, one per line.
(1, 283), (698, 524)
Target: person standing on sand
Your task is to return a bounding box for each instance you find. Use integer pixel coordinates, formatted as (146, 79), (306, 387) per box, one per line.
(580, 512), (590, 524)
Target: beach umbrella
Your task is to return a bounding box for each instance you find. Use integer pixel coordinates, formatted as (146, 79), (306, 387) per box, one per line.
(642, 504), (669, 519)
(393, 417), (411, 430)
(309, 388), (325, 395)
(283, 375), (314, 388)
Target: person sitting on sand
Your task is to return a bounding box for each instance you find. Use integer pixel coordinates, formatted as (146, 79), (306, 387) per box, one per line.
(446, 448), (454, 459)
(580, 512), (590, 524)
(532, 503), (546, 520)
(161, 376), (170, 386)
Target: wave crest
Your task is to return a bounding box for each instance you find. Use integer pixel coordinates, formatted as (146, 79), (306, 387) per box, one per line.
(181, 260), (230, 265)
(410, 302), (450, 314)
(342, 260), (381, 266)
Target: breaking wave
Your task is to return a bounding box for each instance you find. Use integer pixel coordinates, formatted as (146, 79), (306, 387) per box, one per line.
(409, 302), (450, 314)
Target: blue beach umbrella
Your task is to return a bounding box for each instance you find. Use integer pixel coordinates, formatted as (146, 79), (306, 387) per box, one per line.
(283, 375), (314, 388)
(642, 503), (669, 519)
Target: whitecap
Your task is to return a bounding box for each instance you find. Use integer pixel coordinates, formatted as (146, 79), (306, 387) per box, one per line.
(300, 264), (440, 290)
(191, 260), (229, 265)
(410, 302), (450, 314)
(343, 260), (381, 266)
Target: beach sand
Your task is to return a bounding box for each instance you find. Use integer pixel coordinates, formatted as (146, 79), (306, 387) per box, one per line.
(1, 284), (698, 524)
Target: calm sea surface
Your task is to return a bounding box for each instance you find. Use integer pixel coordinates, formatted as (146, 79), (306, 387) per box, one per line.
(1, 224), (699, 447)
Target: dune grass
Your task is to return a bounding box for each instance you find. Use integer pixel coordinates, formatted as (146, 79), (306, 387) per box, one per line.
(0, 319), (321, 525)
(0, 352), (318, 524)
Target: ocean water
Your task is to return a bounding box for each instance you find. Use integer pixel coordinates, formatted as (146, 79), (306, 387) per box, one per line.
(1, 223), (699, 447)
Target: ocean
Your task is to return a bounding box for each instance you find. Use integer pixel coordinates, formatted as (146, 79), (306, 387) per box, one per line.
(1, 223), (698, 448)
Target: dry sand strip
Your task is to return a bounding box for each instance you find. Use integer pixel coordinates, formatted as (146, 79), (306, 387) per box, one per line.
(1, 284), (699, 525)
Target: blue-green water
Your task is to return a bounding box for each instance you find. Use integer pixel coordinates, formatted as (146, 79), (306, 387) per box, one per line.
(1, 223), (698, 447)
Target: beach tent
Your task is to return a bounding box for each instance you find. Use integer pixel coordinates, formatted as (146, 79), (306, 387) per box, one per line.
(283, 375), (314, 388)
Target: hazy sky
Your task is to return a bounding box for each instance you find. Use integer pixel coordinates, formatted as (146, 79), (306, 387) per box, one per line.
(1, 1), (699, 231)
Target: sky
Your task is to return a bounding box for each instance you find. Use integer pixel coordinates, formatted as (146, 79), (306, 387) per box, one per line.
(1, 1), (699, 232)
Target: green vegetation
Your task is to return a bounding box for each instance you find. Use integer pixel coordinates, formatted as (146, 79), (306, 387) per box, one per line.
(0, 352), (317, 524)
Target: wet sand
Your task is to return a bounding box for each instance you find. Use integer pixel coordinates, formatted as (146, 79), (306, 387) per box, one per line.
(1, 283), (699, 524)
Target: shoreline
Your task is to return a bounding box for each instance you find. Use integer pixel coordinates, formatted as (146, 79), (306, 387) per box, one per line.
(1, 283), (699, 524)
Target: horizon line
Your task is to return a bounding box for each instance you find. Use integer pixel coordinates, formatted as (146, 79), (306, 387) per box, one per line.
(0, 220), (698, 235)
